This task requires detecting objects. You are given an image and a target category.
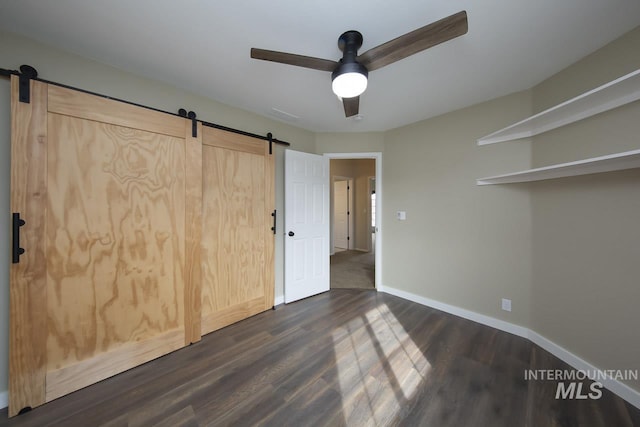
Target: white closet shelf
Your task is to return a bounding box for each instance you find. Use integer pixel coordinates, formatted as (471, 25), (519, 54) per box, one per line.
(477, 69), (640, 145)
(477, 149), (640, 185)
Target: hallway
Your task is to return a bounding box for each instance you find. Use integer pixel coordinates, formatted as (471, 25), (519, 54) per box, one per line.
(330, 250), (375, 289)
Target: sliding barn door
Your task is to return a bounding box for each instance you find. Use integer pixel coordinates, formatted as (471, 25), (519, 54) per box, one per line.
(200, 127), (275, 335)
(9, 77), (201, 416)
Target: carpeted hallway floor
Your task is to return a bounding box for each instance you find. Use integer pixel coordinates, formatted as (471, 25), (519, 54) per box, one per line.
(330, 250), (375, 289)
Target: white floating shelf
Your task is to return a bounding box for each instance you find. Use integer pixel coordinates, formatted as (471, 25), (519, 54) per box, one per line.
(477, 149), (640, 185)
(477, 69), (640, 145)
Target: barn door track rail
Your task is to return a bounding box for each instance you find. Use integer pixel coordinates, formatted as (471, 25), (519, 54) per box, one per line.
(1, 64), (291, 148)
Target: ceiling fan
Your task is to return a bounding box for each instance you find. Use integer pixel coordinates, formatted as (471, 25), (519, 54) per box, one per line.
(251, 11), (468, 118)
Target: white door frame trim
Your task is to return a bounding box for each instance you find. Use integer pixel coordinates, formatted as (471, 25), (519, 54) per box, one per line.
(324, 152), (382, 290)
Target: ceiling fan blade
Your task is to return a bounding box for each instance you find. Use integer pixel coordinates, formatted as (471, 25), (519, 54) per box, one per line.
(357, 10), (468, 72)
(342, 97), (360, 117)
(251, 48), (338, 72)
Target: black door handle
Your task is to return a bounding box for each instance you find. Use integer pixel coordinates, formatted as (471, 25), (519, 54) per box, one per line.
(271, 210), (276, 234)
(288, 231), (295, 237)
(12, 213), (26, 264)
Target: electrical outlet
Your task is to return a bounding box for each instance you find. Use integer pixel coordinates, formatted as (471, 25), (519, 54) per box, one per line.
(501, 298), (512, 312)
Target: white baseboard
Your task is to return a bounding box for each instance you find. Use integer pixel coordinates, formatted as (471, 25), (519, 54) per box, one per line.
(382, 285), (640, 410)
(274, 295), (284, 306)
(382, 286), (528, 338)
(528, 331), (640, 409)
(0, 390), (7, 410)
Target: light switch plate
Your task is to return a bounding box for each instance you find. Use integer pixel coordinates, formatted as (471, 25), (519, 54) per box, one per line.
(397, 211), (406, 220)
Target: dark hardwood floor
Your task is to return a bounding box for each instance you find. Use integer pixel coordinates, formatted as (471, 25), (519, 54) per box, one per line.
(1, 289), (638, 426)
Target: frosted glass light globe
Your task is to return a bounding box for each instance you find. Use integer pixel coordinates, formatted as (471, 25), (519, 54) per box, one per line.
(332, 71), (368, 98)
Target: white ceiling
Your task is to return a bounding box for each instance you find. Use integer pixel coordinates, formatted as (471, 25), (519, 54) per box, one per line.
(1, 1), (639, 132)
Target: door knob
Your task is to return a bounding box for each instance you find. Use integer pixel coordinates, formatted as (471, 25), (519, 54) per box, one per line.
(288, 231), (295, 237)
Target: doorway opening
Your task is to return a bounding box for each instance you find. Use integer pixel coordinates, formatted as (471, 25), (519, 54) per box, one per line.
(326, 153), (381, 290)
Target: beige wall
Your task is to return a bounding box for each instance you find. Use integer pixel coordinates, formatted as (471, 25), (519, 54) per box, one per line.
(315, 132), (385, 154)
(383, 90), (533, 327)
(329, 159), (375, 252)
(532, 27), (640, 115)
(330, 159), (357, 179)
(0, 30), (316, 397)
(529, 27), (640, 390)
(532, 27), (640, 167)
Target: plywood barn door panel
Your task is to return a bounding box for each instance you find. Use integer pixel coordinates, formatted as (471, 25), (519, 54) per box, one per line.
(45, 113), (187, 402)
(9, 80), (199, 416)
(200, 127), (275, 335)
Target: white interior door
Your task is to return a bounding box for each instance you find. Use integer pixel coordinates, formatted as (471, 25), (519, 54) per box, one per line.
(284, 150), (330, 303)
(334, 180), (349, 249)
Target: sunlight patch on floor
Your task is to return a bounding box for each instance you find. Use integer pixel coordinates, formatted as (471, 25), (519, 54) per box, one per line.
(368, 303), (432, 399)
(332, 303), (431, 424)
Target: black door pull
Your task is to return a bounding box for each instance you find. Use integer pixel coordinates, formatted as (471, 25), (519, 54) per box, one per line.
(271, 210), (277, 234)
(12, 213), (26, 264)
(288, 231), (295, 237)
